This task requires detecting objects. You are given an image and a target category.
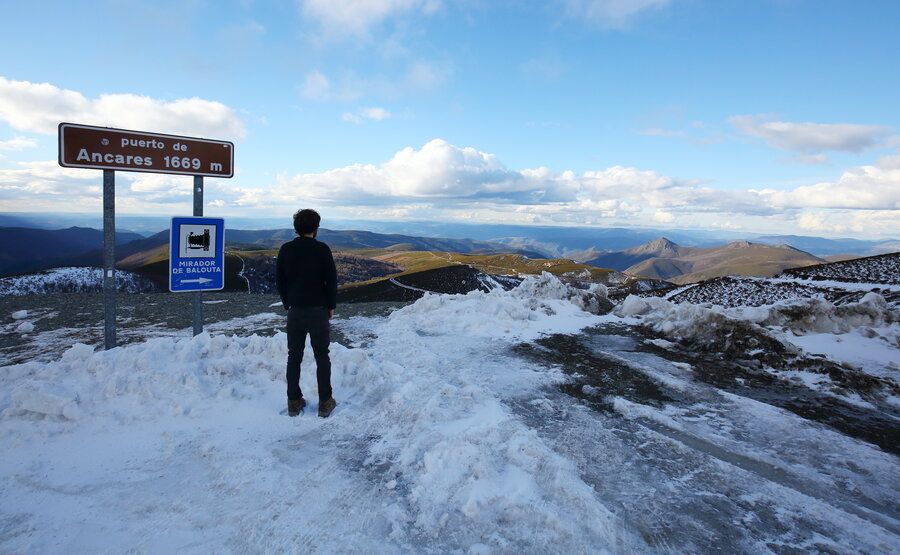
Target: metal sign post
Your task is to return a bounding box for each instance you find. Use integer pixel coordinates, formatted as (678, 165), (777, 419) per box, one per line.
(103, 170), (116, 350)
(193, 176), (204, 336)
(58, 122), (234, 350)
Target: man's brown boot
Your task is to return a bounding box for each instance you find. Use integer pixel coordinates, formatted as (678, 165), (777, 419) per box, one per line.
(287, 398), (306, 417)
(318, 398), (337, 418)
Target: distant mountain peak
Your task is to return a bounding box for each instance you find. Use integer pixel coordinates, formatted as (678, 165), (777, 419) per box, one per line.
(726, 240), (754, 248)
(627, 237), (680, 255)
(648, 237), (676, 248)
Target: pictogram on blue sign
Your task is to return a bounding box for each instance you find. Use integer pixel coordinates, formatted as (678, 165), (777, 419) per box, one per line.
(169, 217), (225, 292)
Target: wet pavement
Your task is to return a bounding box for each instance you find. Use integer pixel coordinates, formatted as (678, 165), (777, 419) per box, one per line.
(518, 322), (900, 454)
(509, 323), (900, 552)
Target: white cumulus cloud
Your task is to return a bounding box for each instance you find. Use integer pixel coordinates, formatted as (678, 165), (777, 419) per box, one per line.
(0, 160), (243, 212)
(270, 139), (741, 215)
(267, 138), (899, 236)
(4, 139), (898, 237)
(653, 209), (675, 223)
(0, 136), (37, 151)
(0, 77), (245, 139)
(758, 154), (900, 210)
(729, 114), (890, 153)
(274, 138), (542, 203)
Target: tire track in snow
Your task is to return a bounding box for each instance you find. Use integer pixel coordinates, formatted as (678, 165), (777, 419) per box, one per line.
(231, 251), (251, 293)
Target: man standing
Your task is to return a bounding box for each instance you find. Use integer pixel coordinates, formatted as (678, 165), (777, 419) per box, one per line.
(276, 209), (338, 418)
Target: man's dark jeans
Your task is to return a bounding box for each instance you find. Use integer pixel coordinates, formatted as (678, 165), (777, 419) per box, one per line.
(286, 306), (332, 403)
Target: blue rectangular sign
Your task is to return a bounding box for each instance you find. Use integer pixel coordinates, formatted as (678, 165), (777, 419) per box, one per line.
(169, 216), (225, 292)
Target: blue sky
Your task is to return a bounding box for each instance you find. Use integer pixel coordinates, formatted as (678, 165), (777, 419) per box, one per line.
(0, 0), (898, 238)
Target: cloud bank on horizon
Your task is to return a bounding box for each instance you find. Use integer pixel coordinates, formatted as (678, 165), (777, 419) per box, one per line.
(0, 1), (898, 238)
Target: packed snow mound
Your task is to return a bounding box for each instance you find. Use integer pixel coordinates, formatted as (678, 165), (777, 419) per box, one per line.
(616, 292), (899, 339)
(780, 252), (900, 285)
(1, 335), (280, 421)
(0, 267), (156, 296)
(763, 292), (899, 334)
(388, 272), (609, 340)
(512, 272), (611, 314)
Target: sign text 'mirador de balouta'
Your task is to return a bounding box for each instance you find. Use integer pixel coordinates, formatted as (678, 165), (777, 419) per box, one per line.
(58, 123), (234, 177)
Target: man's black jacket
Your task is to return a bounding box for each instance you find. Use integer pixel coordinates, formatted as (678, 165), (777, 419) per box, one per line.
(275, 236), (337, 310)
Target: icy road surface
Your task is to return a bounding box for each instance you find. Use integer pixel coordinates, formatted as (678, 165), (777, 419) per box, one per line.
(1, 275), (898, 553)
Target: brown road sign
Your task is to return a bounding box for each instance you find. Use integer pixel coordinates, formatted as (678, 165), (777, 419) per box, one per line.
(58, 122), (234, 177)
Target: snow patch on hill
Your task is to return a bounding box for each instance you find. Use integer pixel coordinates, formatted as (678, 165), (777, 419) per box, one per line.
(619, 291), (897, 338)
(781, 252), (900, 285)
(0, 267), (156, 296)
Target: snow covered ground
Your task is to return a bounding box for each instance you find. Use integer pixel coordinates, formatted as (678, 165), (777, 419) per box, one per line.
(1, 274), (898, 552)
(0, 267), (156, 296)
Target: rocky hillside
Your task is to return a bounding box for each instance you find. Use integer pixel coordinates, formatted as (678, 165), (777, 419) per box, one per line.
(664, 276), (898, 308)
(633, 252), (900, 309)
(234, 251), (401, 294)
(780, 252), (900, 285)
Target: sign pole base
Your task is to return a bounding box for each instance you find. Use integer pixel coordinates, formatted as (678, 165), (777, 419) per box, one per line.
(192, 293), (203, 336)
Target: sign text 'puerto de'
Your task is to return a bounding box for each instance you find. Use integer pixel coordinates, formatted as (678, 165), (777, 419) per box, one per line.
(58, 122), (234, 350)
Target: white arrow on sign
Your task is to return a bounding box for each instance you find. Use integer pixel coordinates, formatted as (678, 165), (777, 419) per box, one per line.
(181, 277), (213, 285)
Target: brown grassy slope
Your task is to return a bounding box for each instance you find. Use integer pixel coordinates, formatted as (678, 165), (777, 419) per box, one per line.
(120, 244), (619, 290)
(119, 245), (248, 290)
(347, 250), (618, 287)
(119, 244), (169, 268)
(626, 241), (825, 284)
(121, 246), (401, 291)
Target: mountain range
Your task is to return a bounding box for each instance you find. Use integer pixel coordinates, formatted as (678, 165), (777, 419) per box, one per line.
(2, 224), (897, 286)
(3, 213), (896, 256)
(0, 226), (536, 278)
(0, 227), (144, 276)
